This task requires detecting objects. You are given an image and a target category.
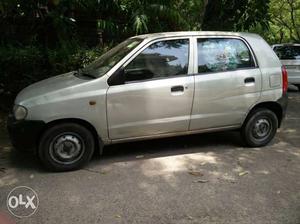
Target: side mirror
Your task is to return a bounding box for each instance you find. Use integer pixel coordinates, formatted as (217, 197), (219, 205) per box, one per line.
(107, 67), (125, 86)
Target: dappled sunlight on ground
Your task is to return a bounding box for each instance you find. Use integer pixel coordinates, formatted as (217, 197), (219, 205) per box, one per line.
(0, 173), (18, 188)
(141, 152), (217, 176)
(278, 128), (297, 133)
(139, 152), (218, 186)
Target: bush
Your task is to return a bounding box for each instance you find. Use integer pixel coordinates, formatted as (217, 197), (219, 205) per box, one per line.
(0, 45), (45, 94)
(0, 44), (106, 111)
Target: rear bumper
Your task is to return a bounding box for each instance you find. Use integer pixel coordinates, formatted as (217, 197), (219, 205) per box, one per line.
(286, 69), (300, 84)
(7, 115), (45, 152)
(277, 93), (288, 126)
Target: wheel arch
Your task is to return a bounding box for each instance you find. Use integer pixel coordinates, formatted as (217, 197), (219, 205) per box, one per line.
(38, 118), (104, 155)
(243, 101), (283, 128)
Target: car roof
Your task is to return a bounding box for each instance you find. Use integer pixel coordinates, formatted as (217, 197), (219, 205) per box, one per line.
(132, 31), (259, 41)
(272, 43), (300, 47)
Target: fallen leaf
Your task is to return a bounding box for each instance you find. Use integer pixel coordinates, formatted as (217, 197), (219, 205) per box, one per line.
(187, 215), (193, 220)
(277, 190), (281, 194)
(115, 215), (121, 218)
(239, 171), (249, 176)
(188, 171), (204, 176)
(193, 179), (208, 183)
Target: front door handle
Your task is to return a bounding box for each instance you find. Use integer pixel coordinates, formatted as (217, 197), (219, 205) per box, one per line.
(171, 85), (184, 92)
(244, 77), (255, 84)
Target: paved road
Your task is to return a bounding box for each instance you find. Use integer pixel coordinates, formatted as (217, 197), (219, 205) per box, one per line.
(0, 90), (300, 224)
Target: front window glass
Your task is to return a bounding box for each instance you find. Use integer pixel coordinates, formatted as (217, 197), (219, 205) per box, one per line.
(80, 38), (143, 78)
(124, 39), (189, 82)
(197, 38), (255, 73)
(273, 45), (300, 60)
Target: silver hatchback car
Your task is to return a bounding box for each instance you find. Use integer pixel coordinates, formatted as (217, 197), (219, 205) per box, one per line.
(8, 31), (288, 171)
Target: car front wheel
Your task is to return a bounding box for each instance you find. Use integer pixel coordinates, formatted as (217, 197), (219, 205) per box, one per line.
(242, 108), (278, 147)
(38, 123), (95, 171)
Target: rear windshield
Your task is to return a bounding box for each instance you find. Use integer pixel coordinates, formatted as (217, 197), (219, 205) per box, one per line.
(273, 45), (300, 60)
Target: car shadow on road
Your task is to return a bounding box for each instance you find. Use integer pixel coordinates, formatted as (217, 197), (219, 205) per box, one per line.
(90, 130), (245, 166)
(0, 148), (45, 172)
(1, 121), (289, 173)
(1, 130), (244, 173)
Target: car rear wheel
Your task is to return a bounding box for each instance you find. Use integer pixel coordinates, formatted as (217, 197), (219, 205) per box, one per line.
(38, 123), (95, 171)
(242, 108), (278, 147)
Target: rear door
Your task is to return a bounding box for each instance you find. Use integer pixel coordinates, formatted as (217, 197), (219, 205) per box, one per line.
(190, 37), (262, 130)
(107, 37), (194, 139)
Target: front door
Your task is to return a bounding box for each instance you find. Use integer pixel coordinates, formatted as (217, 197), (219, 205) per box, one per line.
(107, 38), (194, 139)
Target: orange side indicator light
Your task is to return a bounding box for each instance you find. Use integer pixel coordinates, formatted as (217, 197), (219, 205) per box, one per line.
(89, 101), (96, 106)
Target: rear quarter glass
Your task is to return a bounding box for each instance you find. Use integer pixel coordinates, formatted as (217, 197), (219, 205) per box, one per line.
(245, 35), (281, 68)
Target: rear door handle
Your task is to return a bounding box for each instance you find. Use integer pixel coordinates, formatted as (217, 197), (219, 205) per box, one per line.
(171, 85), (184, 92)
(244, 77), (255, 84)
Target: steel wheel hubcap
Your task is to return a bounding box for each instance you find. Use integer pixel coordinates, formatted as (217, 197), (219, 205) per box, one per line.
(253, 118), (271, 138)
(49, 133), (84, 164)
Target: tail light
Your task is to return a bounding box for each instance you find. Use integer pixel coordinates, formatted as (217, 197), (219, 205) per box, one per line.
(282, 65), (288, 94)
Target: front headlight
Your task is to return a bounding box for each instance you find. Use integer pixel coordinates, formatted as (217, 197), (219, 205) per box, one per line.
(13, 105), (28, 120)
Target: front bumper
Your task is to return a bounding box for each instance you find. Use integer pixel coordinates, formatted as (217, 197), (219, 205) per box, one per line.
(7, 115), (45, 151)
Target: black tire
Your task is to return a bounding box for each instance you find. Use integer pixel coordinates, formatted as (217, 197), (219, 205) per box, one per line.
(38, 123), (95, 171)
(295, 84), (300, 91)
(242, 108), (278, 147)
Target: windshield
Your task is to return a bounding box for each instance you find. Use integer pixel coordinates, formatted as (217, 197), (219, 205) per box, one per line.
(80, 38), (143, 78)
(273, 45), (300, 60)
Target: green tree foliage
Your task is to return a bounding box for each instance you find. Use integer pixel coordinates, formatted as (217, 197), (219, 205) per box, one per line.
(0, 0), (79, 47)
(269, 0), (300, 43)
(202, 0), (270, 31)
(1, 0), (299, 108)
(0, 0), (273, 46)
(249, 0), (300, 44)
(96, 0), (195, 41)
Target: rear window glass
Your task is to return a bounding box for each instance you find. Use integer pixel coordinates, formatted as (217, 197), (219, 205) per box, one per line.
(273, 45), (300, 60)
(197, 38), (255, 73)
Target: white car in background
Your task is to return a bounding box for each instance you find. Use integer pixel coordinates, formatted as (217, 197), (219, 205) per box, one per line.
(272, 43), (300, 90)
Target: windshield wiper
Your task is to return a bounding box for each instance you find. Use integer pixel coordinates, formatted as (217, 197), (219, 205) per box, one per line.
(75, 69), (96, 79)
